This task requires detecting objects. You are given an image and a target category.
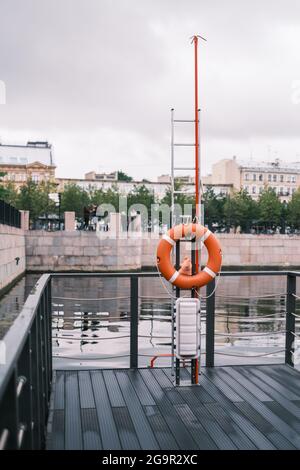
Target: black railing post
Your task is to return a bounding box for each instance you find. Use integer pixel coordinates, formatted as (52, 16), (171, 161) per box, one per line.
(130, 276), (139, 369)
(206, 278), (216, 367)
(285, 273), (296, 367)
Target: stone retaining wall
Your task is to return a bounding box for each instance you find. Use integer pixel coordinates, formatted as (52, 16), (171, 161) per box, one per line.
(25, 231), (142, 271)
(24, 231), (300, 271)
(0, 224), (26, 293)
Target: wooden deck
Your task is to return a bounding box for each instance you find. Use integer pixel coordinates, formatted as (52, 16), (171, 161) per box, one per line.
(46, 365), (300, 450)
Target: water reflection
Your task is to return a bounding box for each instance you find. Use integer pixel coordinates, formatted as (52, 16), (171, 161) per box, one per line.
(51, 274), (300, 369)
(1, 274), (299, 369)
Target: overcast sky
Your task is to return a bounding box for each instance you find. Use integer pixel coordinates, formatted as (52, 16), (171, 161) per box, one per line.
(0, 0), (300, 180)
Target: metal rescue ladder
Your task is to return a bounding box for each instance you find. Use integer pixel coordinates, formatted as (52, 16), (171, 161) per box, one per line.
(170, 108), (201, 386)
(170, 35), (205, 386)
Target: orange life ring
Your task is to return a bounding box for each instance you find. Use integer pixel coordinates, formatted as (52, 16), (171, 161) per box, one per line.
(156, 223), (222, 289)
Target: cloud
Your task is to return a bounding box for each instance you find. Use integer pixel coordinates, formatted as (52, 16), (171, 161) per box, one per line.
(0, 0), (300, 179)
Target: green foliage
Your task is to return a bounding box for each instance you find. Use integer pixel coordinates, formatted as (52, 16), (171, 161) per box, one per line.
(117, 170), (132, 182)
(127, 185), (156, 213)
(202, 187), (226, 229)
(0, 172), (7, 200)
(257, 188), (282, 228)
(1, 181), (19, 206)
(15, 179), (57, 223)
(287, 189), (300, 229)
(224, 189), (257, 232)
(60, 184), (90, 218)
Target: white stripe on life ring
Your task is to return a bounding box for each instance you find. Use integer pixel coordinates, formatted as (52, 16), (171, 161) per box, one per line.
(169, 271), (179, 283)
(162, 234), (175, 246)
(201, 229), (212, 243)
(203, 266), (216, 278)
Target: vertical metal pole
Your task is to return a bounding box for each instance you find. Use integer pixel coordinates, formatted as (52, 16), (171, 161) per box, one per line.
(130, 276), (139, 369)
(206, 279), (215, 367)
(171, 108), (175, 227)
(170, 108), (175, 376)
(192, 36), (200, 274)
(285, 274), (296, 366)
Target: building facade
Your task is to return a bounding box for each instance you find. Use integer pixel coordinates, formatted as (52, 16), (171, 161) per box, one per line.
(207, 157), (300, 201)
(0, 142), (56, 190)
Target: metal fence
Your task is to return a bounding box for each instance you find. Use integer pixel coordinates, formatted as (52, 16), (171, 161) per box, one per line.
(0, 270), (299, 449)
(0, 275), (52, 450)
(0, 200), (21, 228)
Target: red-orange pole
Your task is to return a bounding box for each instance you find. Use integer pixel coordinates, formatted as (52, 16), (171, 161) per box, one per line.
(192, 35), (200, 273)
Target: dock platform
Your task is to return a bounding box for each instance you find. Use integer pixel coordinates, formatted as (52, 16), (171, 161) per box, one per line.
(47, 364), (300, 450)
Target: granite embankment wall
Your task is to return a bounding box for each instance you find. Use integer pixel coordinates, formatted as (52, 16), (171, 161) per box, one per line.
(0, 224), (26, 293)
(25, 231), (300, 271)
(142, 234), (300, 268)
(25, 231), (142, 271)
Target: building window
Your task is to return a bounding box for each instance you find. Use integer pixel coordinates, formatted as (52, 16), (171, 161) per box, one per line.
(244, 185), (249, 192)
(252, 186), (256, 194)
(32, 174), (39, 183)
(287, 175), (291, 182)
(268, 174), (272, 182)
(259, 174), (263, 181)
(273, 174), (277, 182)
(280, 174), (284, 182)
(245, 173), (249, 181)
(291, 175), (296, 183)
(280, 187), (284, 195)
(259, 186), (263, 194)
(253, 173), (256, 181)
(292, 188), (296, 194)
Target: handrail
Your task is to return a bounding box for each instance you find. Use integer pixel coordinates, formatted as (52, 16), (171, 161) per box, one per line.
(0, 273), (52, 449)
(1, 269), (300, 449)
(0, 274), (51, 401)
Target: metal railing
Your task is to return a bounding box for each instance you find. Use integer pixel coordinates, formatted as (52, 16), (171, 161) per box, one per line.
(0, 200), (21, 228)
(50, 270), (300, 368)
(0, 275), (52, 450)
(1, 270), (299, 449)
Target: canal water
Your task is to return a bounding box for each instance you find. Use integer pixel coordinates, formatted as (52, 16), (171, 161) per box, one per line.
(2, 273), (299, 369)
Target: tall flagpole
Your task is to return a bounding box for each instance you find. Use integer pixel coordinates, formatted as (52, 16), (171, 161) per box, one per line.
(191, 34), (206, 273)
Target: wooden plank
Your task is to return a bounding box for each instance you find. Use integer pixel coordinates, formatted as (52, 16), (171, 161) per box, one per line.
(265, 401), (300, 434)
(258, 366), (300, 398)
(81, 408), (102, 450)
(235, 402), (296, 450)
(91, 371), (121, 450)
(236, 368), (300, 419)
(116, 371), (159, 450)
(127, 369), (156, 406)
(175, 388), (234, 450)
(65, 371), (83, 450)
(139, 369), (199, 450)
(251, 367), (300, 400)
(215, 368), (300, 448)
(144, 405), (179, 450)
(221, 367), (272, 402)
(112, 407), (141, 450)
(204, 402), (256, 450)
(49, 410), (64, 450)
(54, 370), (64, 410)
(200, 370), (244, 402)
(163, 370), (216, 404)
(78, 371), (95, 409)
(102, 370), (125, 407)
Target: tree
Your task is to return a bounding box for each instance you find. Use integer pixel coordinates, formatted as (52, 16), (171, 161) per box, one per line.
(117, 170), (133, 182)
(1, 181), (18, 206)
(60, 184), (90, 218)
(287, 189), (300, 230)
(160, 181), (194, 225)
(16, 179), (45, 224)
(202, 187), (225, 230)
(257, 188), (282, 230)
(0, 172), (7, 200)
(127, 185), (156, 224)
(224, 189), (257, 232)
